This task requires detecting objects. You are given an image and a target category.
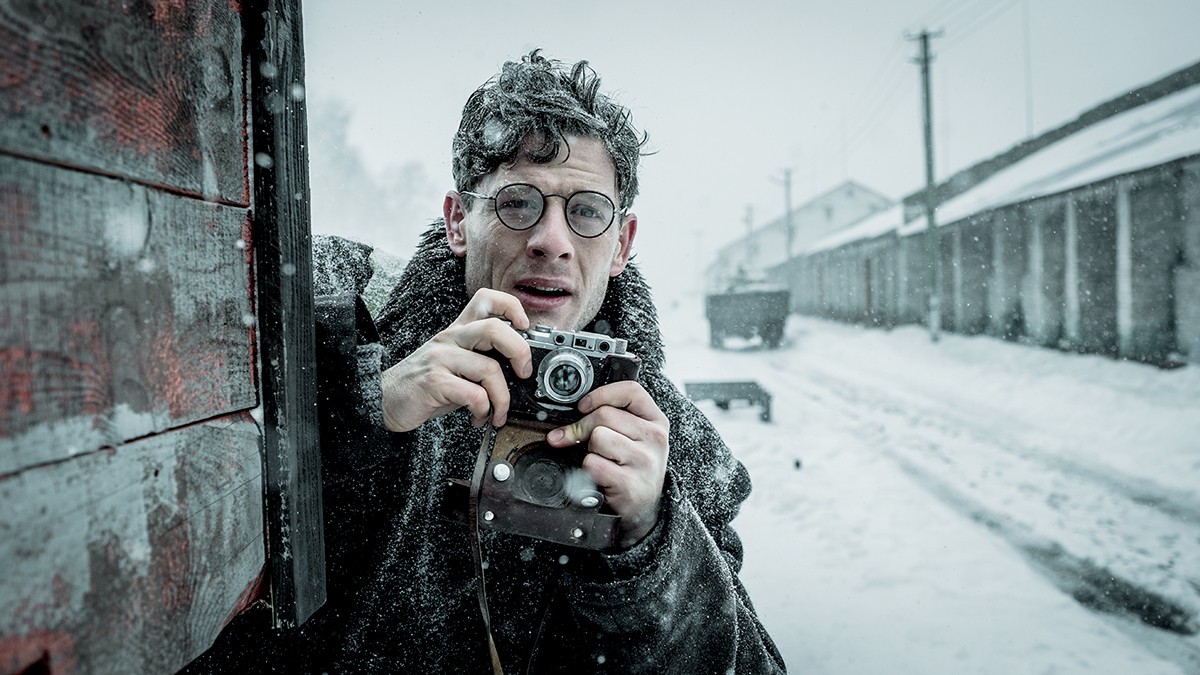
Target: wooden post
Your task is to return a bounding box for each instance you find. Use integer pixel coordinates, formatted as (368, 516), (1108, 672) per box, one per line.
(912, 29), (943, 341)
(247, 0), (326, 629)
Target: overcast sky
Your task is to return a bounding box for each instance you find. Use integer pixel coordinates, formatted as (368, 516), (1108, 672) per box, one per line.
(301, 0), (1200, 302)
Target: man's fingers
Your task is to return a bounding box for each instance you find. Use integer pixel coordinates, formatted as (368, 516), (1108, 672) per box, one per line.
(380, 289), (532, 432)
(441, 290), (533, 379)
(384, 348), (512, 429)
(581, 433), (633, 485)
(451, 288), (530, 330)
(579, 380), (669, 424)
(548, 406), (641, 447)
(441, 378), (493, 427)
(450, 317), (533, 380)
(547, 381), (668, 446)
(446, 351), (513, 426)
(582, 424), (637, 467)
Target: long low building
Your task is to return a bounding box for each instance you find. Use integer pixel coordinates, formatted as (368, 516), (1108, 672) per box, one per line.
(768, 63), (1200, 366)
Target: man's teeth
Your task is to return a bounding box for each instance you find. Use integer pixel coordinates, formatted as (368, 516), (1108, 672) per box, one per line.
(522, 284), (566, 294)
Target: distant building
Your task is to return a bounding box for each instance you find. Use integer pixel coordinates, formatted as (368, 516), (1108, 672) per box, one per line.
(768, 60), (1200, 366)
(704, 181), (891, 291)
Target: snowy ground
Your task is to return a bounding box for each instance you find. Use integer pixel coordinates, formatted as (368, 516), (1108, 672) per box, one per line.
(657, 298), (1200, 674)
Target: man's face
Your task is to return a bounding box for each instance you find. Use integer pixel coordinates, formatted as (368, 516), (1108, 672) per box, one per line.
(444, 135), (638, 331)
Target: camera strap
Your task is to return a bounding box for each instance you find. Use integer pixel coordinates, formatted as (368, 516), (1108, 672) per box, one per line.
(469, 425), (506, 675)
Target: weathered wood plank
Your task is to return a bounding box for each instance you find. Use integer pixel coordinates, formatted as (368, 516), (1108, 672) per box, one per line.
(0, 415), (265, 675)
(248, 0), (326, 627)
(0, 155), (257, 476)
(0, 0), (247, 204)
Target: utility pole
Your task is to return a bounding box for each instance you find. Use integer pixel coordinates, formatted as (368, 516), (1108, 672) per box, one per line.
(744, 205), (756, 272)
(783, 169), (794, 258)
(911, 28), (942, 342)
(770, 169), (796, 259)
(1023, 0), (1034, 137)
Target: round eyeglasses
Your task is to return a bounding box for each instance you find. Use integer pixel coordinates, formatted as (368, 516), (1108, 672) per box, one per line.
(461, 183), (618, 238)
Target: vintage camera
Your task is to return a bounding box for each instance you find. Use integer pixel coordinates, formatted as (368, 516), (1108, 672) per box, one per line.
(475, 325), (641, 549)
(501, 325), (641, 427)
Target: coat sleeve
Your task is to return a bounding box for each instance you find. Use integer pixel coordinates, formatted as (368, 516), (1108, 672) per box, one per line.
(551, 376), (787, 674)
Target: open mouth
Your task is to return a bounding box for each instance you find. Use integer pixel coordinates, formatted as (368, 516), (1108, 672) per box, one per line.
(516, 284), (570, 298)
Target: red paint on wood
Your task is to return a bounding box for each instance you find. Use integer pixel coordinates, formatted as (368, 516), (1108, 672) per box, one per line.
(0, 342), (101, 439)
(223, 565), (268, 627)
(87, 71), (179, 163)
(152, 0), (190, 23)
(146, 315), (189, 420)
(0, 347), (35, 421)
(145, 313), (224, 420)
(144, 507), (195, 622)
(0, 2), (248, 202)
(0, 628), (78, 675)
(67, 320), (108, 419)
(3, 576), (79, 675)
(0, 32), (29, 91)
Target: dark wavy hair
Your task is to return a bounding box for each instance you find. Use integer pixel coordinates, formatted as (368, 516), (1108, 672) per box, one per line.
(451, 49), (648, 211)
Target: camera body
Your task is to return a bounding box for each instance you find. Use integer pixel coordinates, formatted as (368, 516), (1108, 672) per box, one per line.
(501, 325), (641, 427)
(477, 325), (640, 549)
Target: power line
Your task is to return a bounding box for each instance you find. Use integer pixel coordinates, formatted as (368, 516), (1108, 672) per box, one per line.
(805, 42), (914, 184)
(912, 0), (991, 34)
(808, 0), (1006, 185)
(841, 68), (915, 153)
(943, 0), (1025, 50)
(802, 66), (914, 195)
(910, 0), (961, 31)
(782, 0), (1032, 208)
(811, 37), (909, 156)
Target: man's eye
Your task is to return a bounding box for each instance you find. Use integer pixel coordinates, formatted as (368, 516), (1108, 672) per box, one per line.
(572, 205), (601, 219)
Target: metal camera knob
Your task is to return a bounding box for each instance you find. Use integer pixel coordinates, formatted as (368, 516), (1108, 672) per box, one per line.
(573, 490), (604, 509)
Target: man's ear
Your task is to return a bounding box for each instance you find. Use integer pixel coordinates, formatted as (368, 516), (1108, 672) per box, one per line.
(444, 191), (469, 257)
(609, 213), (638, 277)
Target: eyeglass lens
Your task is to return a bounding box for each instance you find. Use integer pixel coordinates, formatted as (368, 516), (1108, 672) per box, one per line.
(493, 183), (615, 238)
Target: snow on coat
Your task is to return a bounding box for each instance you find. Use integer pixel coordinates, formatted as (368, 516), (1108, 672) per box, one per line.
(309, 225), (788, 673)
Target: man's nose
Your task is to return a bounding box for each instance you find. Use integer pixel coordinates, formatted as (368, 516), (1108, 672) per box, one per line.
(525, 199), (574, 260)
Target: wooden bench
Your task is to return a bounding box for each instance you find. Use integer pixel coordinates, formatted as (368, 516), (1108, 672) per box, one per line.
(684, 381), (773, 422)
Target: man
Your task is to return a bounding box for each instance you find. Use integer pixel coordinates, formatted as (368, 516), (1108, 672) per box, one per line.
(310, 50), (785, 673)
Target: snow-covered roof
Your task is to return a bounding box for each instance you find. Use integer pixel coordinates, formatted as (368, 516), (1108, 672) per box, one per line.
(805, 80), (1200, 251)
(801, 203), (907, 255)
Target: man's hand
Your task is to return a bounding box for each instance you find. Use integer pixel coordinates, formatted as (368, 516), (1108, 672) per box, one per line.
(546, 381), (670, 549)
(381, 289), (533, 432)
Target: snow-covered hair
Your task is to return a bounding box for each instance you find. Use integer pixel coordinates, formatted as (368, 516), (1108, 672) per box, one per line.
(451, 49), (647, 211)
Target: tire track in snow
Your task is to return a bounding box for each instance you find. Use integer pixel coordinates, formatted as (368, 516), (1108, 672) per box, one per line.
(744, 354), (1200, 666)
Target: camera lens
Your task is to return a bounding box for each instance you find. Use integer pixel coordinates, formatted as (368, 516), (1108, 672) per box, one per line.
(547, 363), (583, 398)
(537, 349), (595, 404)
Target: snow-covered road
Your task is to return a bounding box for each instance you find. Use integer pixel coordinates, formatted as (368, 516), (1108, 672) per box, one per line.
(658, 302), (1200, 674)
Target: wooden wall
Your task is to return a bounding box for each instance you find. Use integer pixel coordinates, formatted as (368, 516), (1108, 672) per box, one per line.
(0, 1), (321, 673)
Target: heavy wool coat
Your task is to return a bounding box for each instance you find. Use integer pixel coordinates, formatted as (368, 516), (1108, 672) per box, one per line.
(304, 225), (787, 673)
